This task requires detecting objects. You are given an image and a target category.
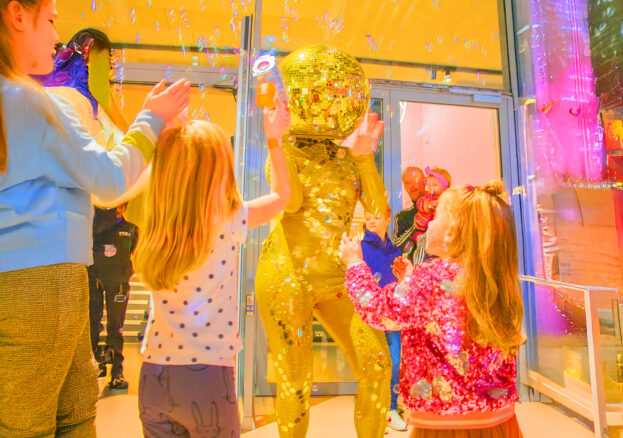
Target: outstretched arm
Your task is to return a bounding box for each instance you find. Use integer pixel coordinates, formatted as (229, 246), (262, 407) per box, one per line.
(353, 154), (388, 216)
(93, 164), (151, 207)
(43, 78), (190, 202)
(350, 113), (389, 215)
(339, 233), (427, 331)
(265, 141), (303, 213)
(247, 97), (292, 228)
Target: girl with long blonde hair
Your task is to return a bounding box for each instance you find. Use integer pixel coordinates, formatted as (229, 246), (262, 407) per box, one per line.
(134, 98), (290, 438)
(340, 180), (524, 438)
(0, 1), (189, 435)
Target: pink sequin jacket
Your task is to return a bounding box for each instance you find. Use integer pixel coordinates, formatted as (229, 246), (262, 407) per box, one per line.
(345, 258), (518, 417)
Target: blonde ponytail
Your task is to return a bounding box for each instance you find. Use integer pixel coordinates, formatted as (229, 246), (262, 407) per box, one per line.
(442, 180), (524, 356)
(482, 180), (510, 204)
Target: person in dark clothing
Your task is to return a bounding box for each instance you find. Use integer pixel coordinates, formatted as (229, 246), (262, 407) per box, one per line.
(88, 203), (138, 391)
(393, 166), (426, 261)
(360, 209), (407, 431)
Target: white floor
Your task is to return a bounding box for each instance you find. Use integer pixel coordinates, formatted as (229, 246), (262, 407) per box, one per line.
(97, 395), (594, 438)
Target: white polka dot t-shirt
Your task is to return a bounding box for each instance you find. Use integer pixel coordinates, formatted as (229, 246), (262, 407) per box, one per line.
(142, 204), (248, 367)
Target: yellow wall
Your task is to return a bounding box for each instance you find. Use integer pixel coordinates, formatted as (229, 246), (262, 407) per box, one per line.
(113, 84), (237, 139)
(55, 0), (503, 88)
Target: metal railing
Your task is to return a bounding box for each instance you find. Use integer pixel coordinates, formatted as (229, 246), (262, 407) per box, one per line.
(520, 275), (619, 437)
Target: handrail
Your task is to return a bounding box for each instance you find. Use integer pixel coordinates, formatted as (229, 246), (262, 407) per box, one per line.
(519, 275), (618, 295)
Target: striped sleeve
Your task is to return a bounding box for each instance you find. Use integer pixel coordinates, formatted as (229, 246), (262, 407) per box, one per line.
(124, 110), (163, 162)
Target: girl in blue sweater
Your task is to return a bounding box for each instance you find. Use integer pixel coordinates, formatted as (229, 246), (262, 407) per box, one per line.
(0, 1), (190, 436)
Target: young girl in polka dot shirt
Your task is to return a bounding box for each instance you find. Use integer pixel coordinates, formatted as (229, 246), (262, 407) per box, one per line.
(134, 98), (291, 437)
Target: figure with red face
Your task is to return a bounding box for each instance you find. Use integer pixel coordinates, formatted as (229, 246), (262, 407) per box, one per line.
(393, 167), (426, 261)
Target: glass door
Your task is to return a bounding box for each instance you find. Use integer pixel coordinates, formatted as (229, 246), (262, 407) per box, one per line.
(393, 100), (501, 218)
(379, 85), (520, 242)
(380, 83), (526, 392)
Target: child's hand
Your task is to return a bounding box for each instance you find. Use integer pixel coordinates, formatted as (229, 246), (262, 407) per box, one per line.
(262, 95), (290, 140)
(142, 78), (191, 123)
(339, 232), (363, 267)
(350, 112), (384, 157)
(391, 256), (414, 281)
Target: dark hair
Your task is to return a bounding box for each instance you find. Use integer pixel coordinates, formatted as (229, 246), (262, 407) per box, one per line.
(67, 28), (111, 57)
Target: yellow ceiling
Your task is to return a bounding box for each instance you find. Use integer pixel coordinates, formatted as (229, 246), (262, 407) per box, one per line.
(55, 0), (502, 73)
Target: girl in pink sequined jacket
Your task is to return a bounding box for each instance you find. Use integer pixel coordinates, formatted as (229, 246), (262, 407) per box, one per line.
(339, 181), (524, 436)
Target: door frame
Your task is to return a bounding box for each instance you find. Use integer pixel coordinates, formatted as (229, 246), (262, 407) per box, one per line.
(374, 81), (527, 395)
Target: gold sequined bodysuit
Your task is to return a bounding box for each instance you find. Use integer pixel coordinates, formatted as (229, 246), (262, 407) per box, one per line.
(256, 138), (391, 438)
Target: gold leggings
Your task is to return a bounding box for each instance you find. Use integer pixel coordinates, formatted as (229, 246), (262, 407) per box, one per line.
(256, 229), (391, 438)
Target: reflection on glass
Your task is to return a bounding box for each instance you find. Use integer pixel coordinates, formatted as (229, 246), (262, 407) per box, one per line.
(526, 281), (623, 404)
(398, 101), (501, 209)
(370, 98), (384, 175)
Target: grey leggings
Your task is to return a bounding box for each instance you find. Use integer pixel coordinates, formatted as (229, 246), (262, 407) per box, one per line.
(139, 362), (240, 438)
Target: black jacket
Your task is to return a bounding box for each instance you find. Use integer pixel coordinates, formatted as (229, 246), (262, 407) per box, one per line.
(91, 207), (138, 283)
(392, 204), (418, 256)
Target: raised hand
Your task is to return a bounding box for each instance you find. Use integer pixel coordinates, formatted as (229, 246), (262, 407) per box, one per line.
(142, 78), (191, 123)
(391, 256), (414, 282)
(339, 232), (364, 267)
(350, 112), (384, 157)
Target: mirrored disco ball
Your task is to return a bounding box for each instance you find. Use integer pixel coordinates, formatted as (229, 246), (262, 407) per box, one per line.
(280, 45), (370, 139)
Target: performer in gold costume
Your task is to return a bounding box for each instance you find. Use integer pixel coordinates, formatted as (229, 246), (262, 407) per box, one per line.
(255, 46), (391, 438)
